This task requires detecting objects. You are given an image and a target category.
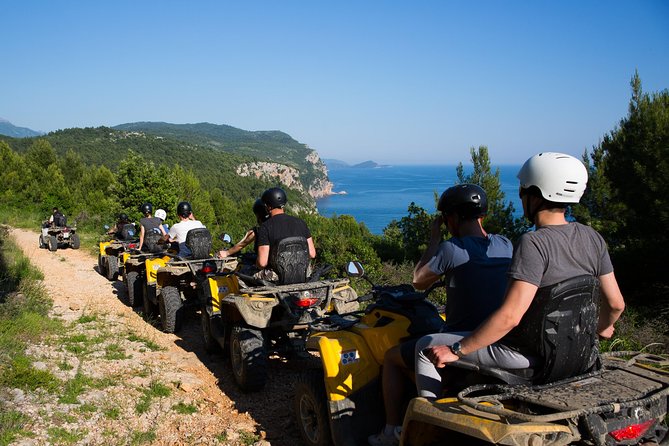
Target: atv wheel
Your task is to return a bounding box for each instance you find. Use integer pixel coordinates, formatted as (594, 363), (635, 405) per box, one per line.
(48, 235), (58, 251)
(142, 282), (158, 322)
(158, 286), (182, 333)
(38, 235), (47, 249)
(70, 233), (80, 249)
(230, 324), (267, 392)
(125, 271), (142, 307)
(105, 256), (119, 281)
(294, 369), (331, 446)
(201, 309), (222, 353)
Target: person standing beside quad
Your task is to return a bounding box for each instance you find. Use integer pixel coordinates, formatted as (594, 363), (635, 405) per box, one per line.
(137, 203), (168, 252)
(255, 187), (316, 281)
(166, 201), (206, 258)
(217, 199), (270, 259)
(368, 184), (513, 446)
(415, 152), (626, 400)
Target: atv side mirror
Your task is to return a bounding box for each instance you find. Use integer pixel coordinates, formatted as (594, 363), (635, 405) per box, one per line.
(104, 225), (110, 230)
(346, 261), (364, 277)
(219, 233), (232, 243)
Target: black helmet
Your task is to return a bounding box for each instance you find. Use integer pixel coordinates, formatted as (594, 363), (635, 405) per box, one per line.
(118, 213), (129, 223)
(177, 201), (192, 218)
(252, 199), (270, 223)
(437, 184), (488, 219)
(140, 202), (153, 215)
(261, 187), (287, 209)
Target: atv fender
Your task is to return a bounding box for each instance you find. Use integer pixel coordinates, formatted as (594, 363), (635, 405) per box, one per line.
(307, 331), (379, 402)
(206, 275), (240, 313)
(145, 256), (170, 286)
(156, 264), (191, 288)
(400, 397), (574, 446)
(99, 241), (111, 256)
(222, 293), (278, 328)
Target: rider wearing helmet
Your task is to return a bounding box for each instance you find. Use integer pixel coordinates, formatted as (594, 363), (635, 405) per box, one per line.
(138, 202), (168, 252)
(415, 152), (625, 400)
(107, 213), (135, 240)
(255, 187), (316, 273)
(167, 202), (206, 257)
(218, 199), (270, 258)
(369, 184), (513, 446)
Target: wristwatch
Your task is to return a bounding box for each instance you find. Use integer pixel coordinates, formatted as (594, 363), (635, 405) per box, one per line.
(450, 341), (463, 357)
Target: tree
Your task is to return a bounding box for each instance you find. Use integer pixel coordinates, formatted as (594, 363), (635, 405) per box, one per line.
(456, 146), (527, 241)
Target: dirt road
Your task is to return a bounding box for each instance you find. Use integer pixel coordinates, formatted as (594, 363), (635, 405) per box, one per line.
(7, 228), (309, 445)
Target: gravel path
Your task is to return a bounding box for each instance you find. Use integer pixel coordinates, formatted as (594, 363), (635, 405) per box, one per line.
(5, 228), (308, 446)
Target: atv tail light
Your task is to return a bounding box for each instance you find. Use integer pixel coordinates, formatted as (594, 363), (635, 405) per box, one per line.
(128, 243), (137, 249)
(200, 262), (217, 274)
(62, 228), (70, 233)
(294, 297), (320, 308)
(609, 419), (654, 441)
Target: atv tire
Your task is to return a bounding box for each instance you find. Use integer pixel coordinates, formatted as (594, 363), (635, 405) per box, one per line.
(98, 254), (106, 277)
(142, 282), (158, 322)
(105, 256), (119, 281)
(201, 309), (222, 354)
(70, 234), (80, 249)
(39, 235), (47, 249)
(48, 235), (58, 252)
(294, 369), (331, 446)
(125, 271), (142, 307)
(230, 324), (267, 392)
(158, 286), (182, 333)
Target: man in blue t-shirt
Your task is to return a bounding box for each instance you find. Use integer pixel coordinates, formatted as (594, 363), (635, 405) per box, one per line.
(369, 184), (513, 446)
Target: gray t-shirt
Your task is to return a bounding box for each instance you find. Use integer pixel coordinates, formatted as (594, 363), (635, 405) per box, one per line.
(427, 234), (513, 331)
(507, 222), (613, 288)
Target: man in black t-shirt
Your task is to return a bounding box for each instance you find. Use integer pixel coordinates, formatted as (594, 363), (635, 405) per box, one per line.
(255, 188), (316, 278)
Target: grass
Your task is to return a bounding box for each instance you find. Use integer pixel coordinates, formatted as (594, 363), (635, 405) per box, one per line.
(104, 343), (130, 360)
(126, 333), (163, 352)
(135, 380), (172, 414)
(0, 408), (30, 446)
(172, 402), (198, 415)
(59, 370), (94, 404)
(238, 431), (260, 445)
(47, 427), (86, 445)
(130, 430), (156, 445)
(0, 354), (60, 392)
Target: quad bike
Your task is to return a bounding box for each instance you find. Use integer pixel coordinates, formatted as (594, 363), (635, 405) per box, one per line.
(97, 223), (138, 281)
(293, 260), (445, 446)
(39, 220), (80, 251)
(142, 228), (238, 334)
(202, 236), (360, 392)
(398, 275), (669, 446)
(121, 230), (172, 308)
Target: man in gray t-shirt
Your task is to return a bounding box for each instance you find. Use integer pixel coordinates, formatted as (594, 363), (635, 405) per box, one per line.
(416, 153), (626, 400)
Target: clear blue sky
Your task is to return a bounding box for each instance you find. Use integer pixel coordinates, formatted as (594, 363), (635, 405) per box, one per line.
(2, 1), (667, 165)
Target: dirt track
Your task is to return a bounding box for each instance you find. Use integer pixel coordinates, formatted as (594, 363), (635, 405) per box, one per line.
(7, 228), (309, 445)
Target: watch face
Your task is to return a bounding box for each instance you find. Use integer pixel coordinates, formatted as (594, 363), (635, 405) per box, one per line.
(451, 342), (462, 356)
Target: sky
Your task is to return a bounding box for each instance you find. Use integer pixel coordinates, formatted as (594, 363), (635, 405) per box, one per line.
(2, 1), (668, 165)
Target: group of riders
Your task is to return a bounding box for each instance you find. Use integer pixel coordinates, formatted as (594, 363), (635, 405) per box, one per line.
(48, 152), (627, 446)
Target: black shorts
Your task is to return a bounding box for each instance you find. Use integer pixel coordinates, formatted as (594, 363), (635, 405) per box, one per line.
(399, 337), (420, 370)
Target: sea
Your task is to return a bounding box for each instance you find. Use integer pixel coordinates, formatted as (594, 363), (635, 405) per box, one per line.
(316, 164), (523, 234)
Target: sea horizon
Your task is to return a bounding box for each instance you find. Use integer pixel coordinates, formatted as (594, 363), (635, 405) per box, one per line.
(317, 164), (523, 234)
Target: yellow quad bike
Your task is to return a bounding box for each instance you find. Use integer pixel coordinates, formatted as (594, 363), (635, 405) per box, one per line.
(293, 261), (445, 446)
(97, 224), (138, 281)
(399, 275), (669, 446)
(120, 231), (172, 308)
(142, 228), (237, 334)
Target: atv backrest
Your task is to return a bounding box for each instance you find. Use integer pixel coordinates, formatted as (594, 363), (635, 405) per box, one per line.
(143, 230), (164, 253)
(53, 212), (66, 227)
(270, 236), (309, 285)
(185, 228), (212, 260)
(526, 275), (601, 384)
(118, 223), (136, 241)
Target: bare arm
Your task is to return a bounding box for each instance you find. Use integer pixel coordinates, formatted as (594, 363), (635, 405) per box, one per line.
(426, 280), (536, 367)
(220, 229), (255, 257)
(138, 225), (146, 249)
(257, 245), (269, 268)
(307, 237), (316, 259)
(413, 216), (444, 290)
(597, 272), (625, 338)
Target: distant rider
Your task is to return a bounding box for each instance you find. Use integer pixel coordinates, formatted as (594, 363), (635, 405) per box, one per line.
(167, 202), (206, 258)
(137, 202), (168, 252)
(255, 187), (316, 281)
(107, 213), (135, 240)
(369, 184), (513, 446)
(49, 207), (67, 227)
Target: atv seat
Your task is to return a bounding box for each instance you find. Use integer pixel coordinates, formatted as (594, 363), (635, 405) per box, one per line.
(184, 228), (212, 260)
(448, 275), (601, 387)
(269, 236), (310, 285)
(143, 230), (164, 253)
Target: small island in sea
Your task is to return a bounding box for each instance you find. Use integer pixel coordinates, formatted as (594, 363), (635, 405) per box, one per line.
(323, 159), (390, 169)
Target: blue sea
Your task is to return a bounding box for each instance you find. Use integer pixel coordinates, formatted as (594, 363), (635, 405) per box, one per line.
(317, 164), (523, 234)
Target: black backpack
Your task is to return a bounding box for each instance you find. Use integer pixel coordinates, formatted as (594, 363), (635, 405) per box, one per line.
(53, 212), (66, 227)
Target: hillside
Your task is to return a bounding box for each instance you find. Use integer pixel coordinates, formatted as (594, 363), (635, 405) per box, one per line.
(0, 118), (43, 138)
(1, 123), (334, 209)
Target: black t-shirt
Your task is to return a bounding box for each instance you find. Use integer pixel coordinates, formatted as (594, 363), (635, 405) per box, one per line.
(256, 213), (311, 248)
(140, 216), (162, 233)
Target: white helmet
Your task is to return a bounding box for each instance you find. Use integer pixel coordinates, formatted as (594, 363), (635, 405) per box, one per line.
(154, 209), (167, 220)
(517, 152), (588, 204)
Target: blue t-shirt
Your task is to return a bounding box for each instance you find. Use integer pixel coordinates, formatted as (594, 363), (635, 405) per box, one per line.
(427, 234), (513, 331)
